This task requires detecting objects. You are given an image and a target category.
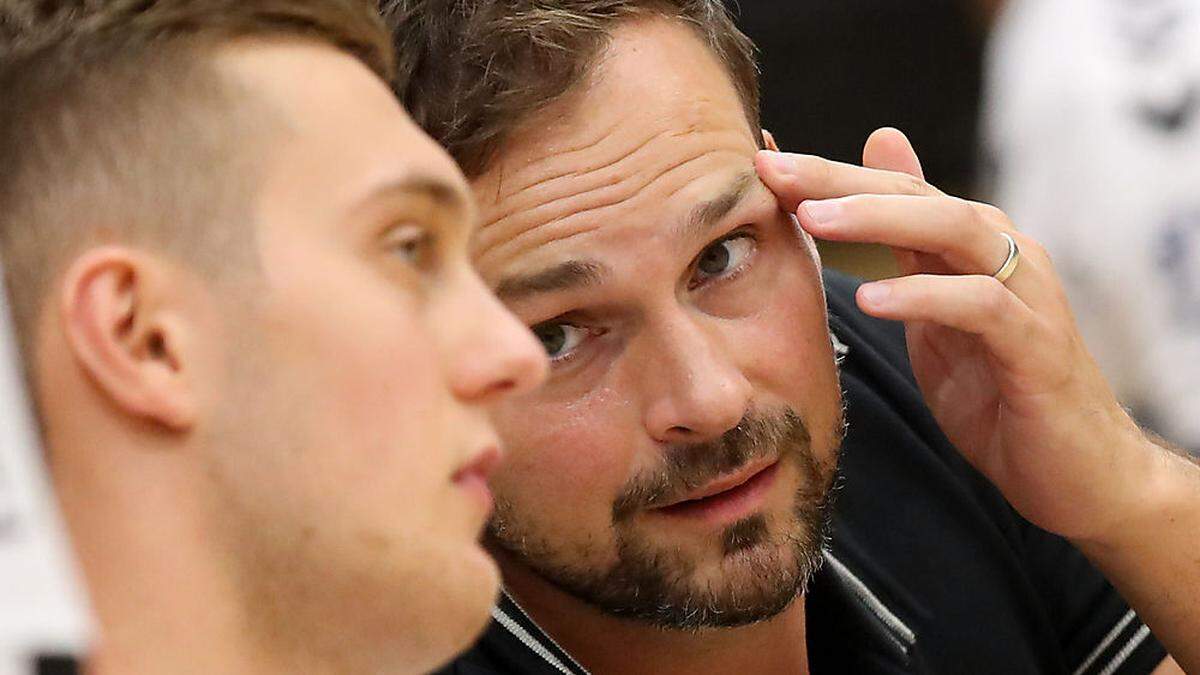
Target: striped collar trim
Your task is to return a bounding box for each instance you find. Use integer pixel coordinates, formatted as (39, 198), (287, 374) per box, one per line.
(490, 549), (913, 674)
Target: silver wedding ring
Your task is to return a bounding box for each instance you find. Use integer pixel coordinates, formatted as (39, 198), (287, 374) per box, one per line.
(991, 232), (1021, 284)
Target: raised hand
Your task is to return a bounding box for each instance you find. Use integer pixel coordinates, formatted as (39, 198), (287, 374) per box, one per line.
(755, 129), (1198, 671)
(758, 129), (1146, 542)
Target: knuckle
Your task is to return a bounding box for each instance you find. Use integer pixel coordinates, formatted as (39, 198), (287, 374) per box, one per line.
(1015, 233), (1048, 260)
(1023, 235), (1053, 268)
(1014, 234), (1055, 274)
(799, 155), (834, 188)
(1036, 317), (1072, 357)
(975, 276), (1012, 314)
(1018, 313), (1046, 348)
(896, 173), (928, 195)
(974, 202), (1009, 225)
(946, 196), (981, 227)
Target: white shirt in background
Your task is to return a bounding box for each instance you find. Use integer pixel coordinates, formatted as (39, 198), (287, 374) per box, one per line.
(984, 0), (1200, 450)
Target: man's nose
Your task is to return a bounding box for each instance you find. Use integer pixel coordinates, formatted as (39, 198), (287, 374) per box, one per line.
(440, 269), (548, 405)
(640, 314), (752, 445)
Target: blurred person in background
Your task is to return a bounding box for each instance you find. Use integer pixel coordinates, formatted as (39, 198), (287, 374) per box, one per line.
(388, 1), (1198, 673)
(0, 1), (544, 673)
(984, 0), (1200, 455)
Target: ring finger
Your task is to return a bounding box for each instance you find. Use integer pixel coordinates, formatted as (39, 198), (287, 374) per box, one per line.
(795, 193), (1046, 306)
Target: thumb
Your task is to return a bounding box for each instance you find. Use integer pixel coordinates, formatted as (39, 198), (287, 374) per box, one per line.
(862, 127), (925, 180)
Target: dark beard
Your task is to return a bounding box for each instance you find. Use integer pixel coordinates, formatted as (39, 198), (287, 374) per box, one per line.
(487, 407), (842, 630)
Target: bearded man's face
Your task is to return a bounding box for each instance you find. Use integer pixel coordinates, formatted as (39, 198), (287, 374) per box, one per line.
(470, 17), (845, 629)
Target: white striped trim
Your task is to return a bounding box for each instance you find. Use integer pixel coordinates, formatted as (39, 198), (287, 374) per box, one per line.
(1097, 624), (1152, 675)
(499, 591), (591, 674)
(491, 604), (576, 675)
(1072, 609), (1136, 675)
(830, 331), (851, 361)
(493, 555), (918, 672)
(823, 550), (916, 648)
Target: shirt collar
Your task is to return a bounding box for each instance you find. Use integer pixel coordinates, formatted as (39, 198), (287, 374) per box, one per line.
(488, 548), (920, 675)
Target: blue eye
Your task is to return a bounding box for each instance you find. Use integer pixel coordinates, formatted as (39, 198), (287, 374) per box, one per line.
(386, 224), (434, 266)
(694, 234), (754, 283)
(532, 322), (589, 361)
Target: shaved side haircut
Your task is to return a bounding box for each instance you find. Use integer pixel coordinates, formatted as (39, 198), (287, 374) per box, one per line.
(0, 0), (393, 360)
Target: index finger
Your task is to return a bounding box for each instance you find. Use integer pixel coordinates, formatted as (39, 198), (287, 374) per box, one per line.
(754, 150), (943, 213)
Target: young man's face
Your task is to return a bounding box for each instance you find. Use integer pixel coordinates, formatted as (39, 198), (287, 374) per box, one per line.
(203, 43), (545, 669)
(471, 19), (844, 629)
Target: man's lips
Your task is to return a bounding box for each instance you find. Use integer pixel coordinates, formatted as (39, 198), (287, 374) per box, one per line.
(660, 457), (779, 508)
(647, 458), (781, 526)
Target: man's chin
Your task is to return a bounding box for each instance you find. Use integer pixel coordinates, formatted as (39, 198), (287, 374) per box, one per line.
(485, 500), (830, 631)
(485, 448), (838, 631)
(632, 502), (804, 572)
(467, 540), (504, 606)
(546, 524), (816, 630)
(421, 542), (503, 667)
(624, 562), (808, 630)
(657, 531), (815, 626)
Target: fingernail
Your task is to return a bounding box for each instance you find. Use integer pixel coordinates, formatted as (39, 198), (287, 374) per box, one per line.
(802, 199), (842, 225)
(761, 150), (796, 176)
(860, 283), (891, 306)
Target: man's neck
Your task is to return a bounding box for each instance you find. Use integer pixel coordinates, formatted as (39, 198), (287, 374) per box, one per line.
(80, 533), (268, 673)
(498, 558), (810, 675)
(54, 452), (271, 674)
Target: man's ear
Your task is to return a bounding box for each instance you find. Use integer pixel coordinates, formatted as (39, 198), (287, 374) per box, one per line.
(762, 129), (780, 152)
(59, 247), (198, 431)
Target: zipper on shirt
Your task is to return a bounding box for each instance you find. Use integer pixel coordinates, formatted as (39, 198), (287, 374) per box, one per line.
(493, 591), (592, 675)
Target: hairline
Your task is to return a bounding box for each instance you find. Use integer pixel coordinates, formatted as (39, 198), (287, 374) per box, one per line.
(427, 6), (764, 180)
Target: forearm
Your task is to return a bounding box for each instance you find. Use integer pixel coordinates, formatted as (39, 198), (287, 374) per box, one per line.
(1073, 437), (1200, 672)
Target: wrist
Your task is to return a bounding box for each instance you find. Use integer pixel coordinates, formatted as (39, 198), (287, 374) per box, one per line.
(1072, 433), (1199, 558)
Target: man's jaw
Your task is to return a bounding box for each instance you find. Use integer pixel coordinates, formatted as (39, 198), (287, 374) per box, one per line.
(483, 408), (836, 630)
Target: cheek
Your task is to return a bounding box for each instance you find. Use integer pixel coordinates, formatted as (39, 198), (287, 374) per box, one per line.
(257, 256), (453, 488)
(490, 388), (639, 531)
(739, 257), (840, 432)
(744, 302), (837, 396)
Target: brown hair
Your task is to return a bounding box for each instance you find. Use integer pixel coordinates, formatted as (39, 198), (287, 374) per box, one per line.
(381, 0), (760, 178)
(0, 0), (394, 356)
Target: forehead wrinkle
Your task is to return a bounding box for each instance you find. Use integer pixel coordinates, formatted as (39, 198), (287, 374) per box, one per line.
(482, 123), (702, 236)
(475, 215), (606, 277)
(496, 118), (626, 202)
(478, 144), (746, 268)
(476, 127), (730, 260)
(498, 125), (682, 204)
(484, 124), (746, 236)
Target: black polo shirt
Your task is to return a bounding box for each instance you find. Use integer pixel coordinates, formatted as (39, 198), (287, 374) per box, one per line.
(437, 271), (1168, 675)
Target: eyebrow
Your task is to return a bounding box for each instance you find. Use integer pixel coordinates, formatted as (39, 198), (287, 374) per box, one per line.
(355, 174), (468, 215)
(675, 169), (759, 241)
(492, 169), (759, 303)
(495, 259), (609, 302)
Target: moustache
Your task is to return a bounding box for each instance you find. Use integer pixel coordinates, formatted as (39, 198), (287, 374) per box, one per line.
(611, 409), (811, 523)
